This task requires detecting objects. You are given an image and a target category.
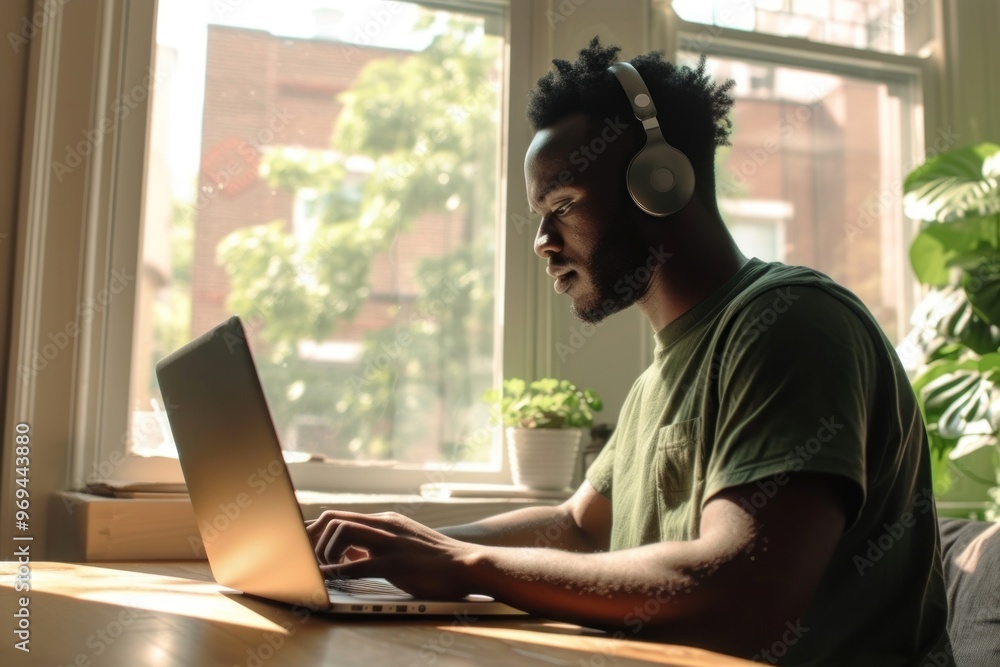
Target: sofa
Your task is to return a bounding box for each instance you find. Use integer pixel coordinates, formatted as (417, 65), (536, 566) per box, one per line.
(937, 517), (1000, 666)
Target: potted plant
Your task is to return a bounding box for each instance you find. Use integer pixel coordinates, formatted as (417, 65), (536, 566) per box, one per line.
(899, 141), (1000, 518)
(484, 378), (603, 490)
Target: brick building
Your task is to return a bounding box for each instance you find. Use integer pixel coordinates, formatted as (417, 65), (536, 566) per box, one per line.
(722, 81), (895, 335)
(192, 25), (466, 347)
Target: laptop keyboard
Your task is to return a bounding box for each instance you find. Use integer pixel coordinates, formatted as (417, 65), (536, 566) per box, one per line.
(325, 577), (410, 596)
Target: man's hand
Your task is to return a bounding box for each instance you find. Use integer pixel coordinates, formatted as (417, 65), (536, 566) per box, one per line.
(307, 511), (479, 600)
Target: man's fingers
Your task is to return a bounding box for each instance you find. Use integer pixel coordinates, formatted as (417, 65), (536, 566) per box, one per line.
(307, 511), (371, 545)
(316, 520), (398, 566)
(306, 510), (403, 537)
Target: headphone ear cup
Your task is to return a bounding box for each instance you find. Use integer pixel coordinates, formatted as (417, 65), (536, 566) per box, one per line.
(626, 138), (696, 217)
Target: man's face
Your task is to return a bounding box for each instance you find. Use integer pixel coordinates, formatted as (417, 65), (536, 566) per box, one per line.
(524, 113), (654, 324)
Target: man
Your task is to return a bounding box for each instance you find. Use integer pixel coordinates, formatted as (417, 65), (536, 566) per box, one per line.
(309, 39), (952, 665)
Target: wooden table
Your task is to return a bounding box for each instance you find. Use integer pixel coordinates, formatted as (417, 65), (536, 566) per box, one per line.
(1, 562), (756, 666)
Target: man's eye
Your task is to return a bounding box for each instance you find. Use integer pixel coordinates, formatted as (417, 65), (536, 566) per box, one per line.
(554, 203), (571, 216)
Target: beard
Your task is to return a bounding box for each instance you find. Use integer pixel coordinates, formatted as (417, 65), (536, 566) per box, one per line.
(570, 227), (657, 324)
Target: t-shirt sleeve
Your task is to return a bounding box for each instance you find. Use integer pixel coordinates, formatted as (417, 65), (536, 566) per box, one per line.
(585, 375), (645, 500)
(706, 285), (874, 525)
(585, 430), (616, 499)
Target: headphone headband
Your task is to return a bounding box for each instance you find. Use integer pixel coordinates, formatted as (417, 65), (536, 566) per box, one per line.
(607, 61), (696, 217)
(608, 62), (659, 124)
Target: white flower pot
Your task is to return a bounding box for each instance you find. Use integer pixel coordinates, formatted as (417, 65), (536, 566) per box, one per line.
(506, 427), (583, 490)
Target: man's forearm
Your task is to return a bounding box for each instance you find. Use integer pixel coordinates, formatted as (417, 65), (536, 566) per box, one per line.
(461, 539), (773, 656)
(465, 541), (718, 639)
(438, 504), (601, 552)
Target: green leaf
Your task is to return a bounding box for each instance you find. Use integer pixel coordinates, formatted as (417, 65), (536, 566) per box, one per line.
(911, 359), (979, 402)
(980, 352), (1000, 381)
(489, 377), (603, 429)
(962, 256), (1000, 326)
(904, 142), (1000, 223)
(909, 217), (997, 286)
(921, 368), (979, 412)
(940, 296), (1000, 355)
(938, 381), (991, 438)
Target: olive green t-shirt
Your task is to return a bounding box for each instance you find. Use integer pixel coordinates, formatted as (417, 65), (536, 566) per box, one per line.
(587, 258), (952, 666)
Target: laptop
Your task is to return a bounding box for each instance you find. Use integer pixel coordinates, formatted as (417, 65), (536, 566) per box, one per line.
(155, 315), (525, 616)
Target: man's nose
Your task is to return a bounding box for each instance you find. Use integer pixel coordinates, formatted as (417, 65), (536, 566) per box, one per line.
(534, 218), (562, 258)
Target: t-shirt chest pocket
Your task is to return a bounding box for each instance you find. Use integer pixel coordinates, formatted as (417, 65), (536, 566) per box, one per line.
(653, 418), (703, 513)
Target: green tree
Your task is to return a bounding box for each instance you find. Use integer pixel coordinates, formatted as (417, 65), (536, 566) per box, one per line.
(218, 18), (500, 463)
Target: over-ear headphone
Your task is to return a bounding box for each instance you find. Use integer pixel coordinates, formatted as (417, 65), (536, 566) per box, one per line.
(608, 62), (696, 217)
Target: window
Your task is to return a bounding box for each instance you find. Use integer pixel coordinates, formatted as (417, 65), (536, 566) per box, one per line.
(672, 0), (928, 55)
(665, 0), (931, 342)
(125, 0), (510, 488)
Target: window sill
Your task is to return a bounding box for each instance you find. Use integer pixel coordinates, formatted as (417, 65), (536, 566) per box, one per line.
(48, 490), (560, 561)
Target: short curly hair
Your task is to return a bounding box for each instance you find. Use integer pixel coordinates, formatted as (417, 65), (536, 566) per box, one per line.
(527, 37), (735, 201)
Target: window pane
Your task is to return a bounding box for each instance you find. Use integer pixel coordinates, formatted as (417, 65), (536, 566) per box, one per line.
(131, 0), (504, 468)
(681, 52), (913, 342)
(673, 0), (914, 54)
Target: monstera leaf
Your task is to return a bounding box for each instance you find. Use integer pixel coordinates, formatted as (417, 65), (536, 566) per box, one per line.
(906, 287), (1000, 360)
(915, 355), (1000, 456)
(904, 142), (1000, 223)
(905, 142), (1000, 494)
(961, 256), (1000, 325)
(909, 217), (997, 286)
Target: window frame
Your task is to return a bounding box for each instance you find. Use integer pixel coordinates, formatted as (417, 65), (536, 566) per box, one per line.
(62, 0), (538, 495)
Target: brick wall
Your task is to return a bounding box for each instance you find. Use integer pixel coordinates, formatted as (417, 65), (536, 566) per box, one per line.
(193, 25), (465, 346)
